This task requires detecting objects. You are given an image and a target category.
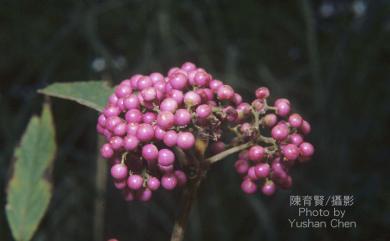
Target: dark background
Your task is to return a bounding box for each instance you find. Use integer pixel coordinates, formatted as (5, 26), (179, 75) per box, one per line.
(1, 0), (390, 241)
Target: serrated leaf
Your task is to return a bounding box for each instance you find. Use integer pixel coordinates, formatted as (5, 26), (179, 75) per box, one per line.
(5, 102), (57, 241)
(38, 81), (113, 112)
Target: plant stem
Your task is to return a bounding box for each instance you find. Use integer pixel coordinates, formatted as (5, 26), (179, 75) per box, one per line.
(170, 168), (205, 241)
(206, 142), (252, 164)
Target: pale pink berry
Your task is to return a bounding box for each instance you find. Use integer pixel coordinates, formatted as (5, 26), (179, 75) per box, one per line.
(174, 170), (187, 187)
(184, 91), (201, 106)
(217, 85), (234, 100)
(175, 109), (192, 126)
(177, 132), (195, 149)
(163, 130), (178, 147)
(248, 145), (265, 162)
(127, 174), (144, 190)
(161, 174), (177, 190)
(254, 163), (270, 178)
(157, 111), (175, 130)
(288, 113), (303, 128)
(262, 181), (276, 196)
(142, 144), (159, 161)
(147, 177), (160, 191)
(299, 142), (314, 157)
(234, 159), (249, 175)
(123, 135), (139, 151)
(255, 87), (270, 99)
(158, 149), (175, 166)
(111, 164), (128, 180)
(241, 179), (257, 194)
(100, 143), (114, 158)
(196, 104), (212, 119)
(271, 124), (289, 141)
(160, 98), (178, 112)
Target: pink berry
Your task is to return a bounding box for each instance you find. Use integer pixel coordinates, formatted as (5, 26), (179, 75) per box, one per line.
(137, 188), (152, 201)
(301, 120), (311, 135)
(137, 76), (153, 90)
(263, 113), (277, 127)
(177, 132), (195, 150)
(100, 143), (114, 158)
(123, 95), (139, 110)
(194, 71), (210, 87)
(248, 145), (265, 162)
(109, 136), (123, 150)
(123, 135), (139, 151)
(168, 89), (184, 104)
(262, 181), (276, 196)
(141, 87), (157, 101)
(160, 98), (178, 112)
(136, 123), (155, 142)
(163, 130), (178, 147)
(275, 98), (290, 106)
(247, 166), (258, 180)
(157, 111), (175, 130)
(195, 104), (212, 119)
(234, 159), (249, 175)
(150, 72), (164, 83)
(169, 73), (188, 90)
(125, 109), (142, 123)
(271, 124), (289, 141)
(255, 87), (270, 99)
(209, 79), (223, 91)
(142, 144), (159, 161)
(175, 109), (192, 126)
(126, 123), (138, 136)
(288, 113), (303, 128)
(159, 164), (174, 173)
(161, 174), (177, 190)
(124, 189), (135, 201)
(209, 141), (225, 154)
(232, 93), (243, 105)
(282, 144), (299, 161)
(127, 174), (144, 190)
(104, 105), (120, 117)
(154, 126), (166, 140)
(143, 112), (156, 124)
(113, 122), (127, 136)
(184, 91), (201, 106)
(181, 62), (196, 72)
(113, 180), (127, 189)
(299, 142), (314, 157)
(106, 116), (122, 130)
(275, 100), (291, 117)
(288, 133), (303, 145)
(241, 179), (257, 194)
(217, 85), (234, 100)
(108, 94), (118, 105)
(174, 170), (187, 187)
(254, 163), (270, 178)
(111, 164), (128, 180)
(158, 149), (175, 166)
(147, 177), (160, 191)
(115, 84), (132, 98)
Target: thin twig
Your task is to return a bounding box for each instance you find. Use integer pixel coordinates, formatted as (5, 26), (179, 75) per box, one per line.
(206, 142), (252, 164)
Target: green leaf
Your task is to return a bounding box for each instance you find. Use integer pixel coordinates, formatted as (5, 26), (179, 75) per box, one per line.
(38, 81), (113, 112)
(5, 102), (57, 241)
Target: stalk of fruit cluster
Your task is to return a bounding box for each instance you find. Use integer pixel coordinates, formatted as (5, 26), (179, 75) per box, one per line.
(170, 166), (206, 241)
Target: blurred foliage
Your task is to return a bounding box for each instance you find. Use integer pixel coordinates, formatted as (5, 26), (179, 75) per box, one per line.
(6, 103), (56, 241)
(1, 0), (390, 241)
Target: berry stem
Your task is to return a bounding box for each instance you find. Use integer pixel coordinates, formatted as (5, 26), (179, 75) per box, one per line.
(170, 165), (205, 241)
(206, 142), (252, 164)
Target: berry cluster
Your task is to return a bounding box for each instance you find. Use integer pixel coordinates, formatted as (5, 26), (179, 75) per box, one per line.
(97, 62), (314, 201)
(234, 93), (314, 196)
